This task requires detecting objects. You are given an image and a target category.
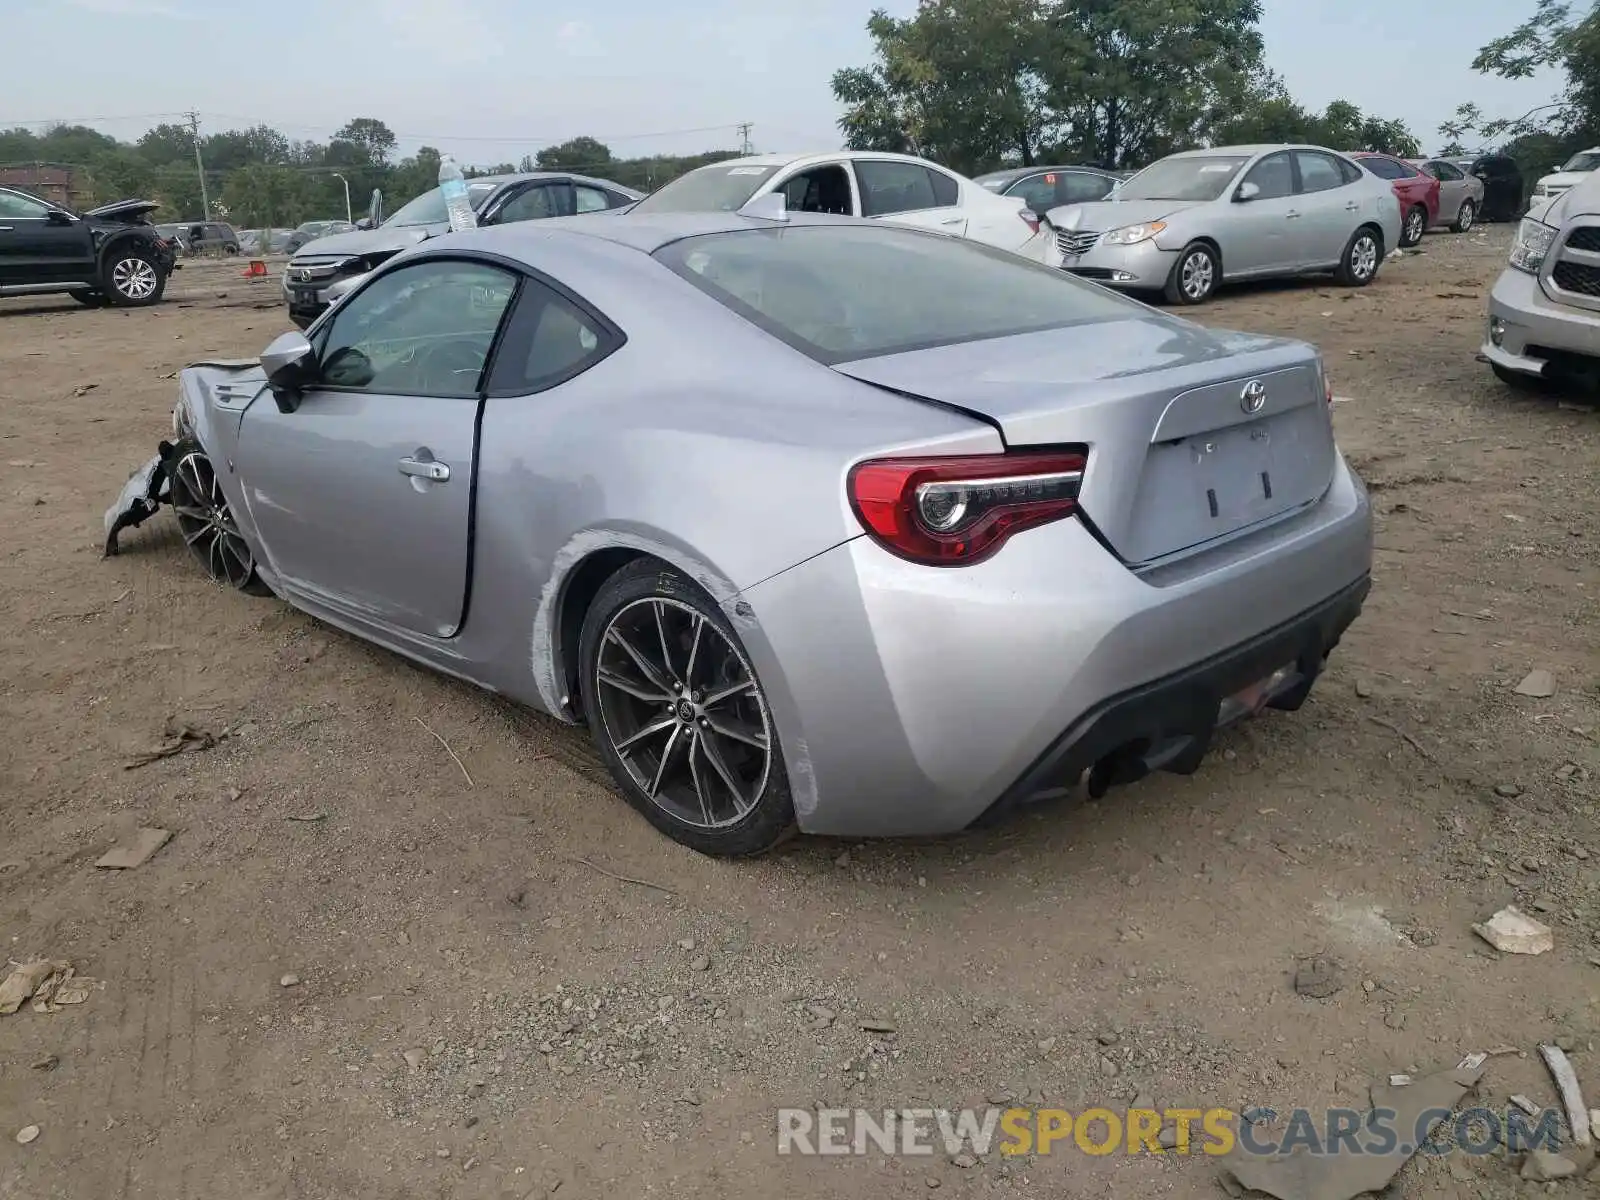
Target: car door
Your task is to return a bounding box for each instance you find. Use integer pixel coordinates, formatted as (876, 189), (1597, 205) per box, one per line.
(1220, 151), (1297, 275)
(0, 188), (94, 284)
(1291, 150), (1361, 265)
(852, 159), (968, 237)
(234, 257), (518, 637)
(1426, 160), (1468, 218)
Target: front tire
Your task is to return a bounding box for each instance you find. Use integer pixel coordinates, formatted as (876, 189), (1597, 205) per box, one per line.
(1335, 227), (1382, 287)
(1452, 199), (1476, 233)
(168, 441), (270, 595)
(1162, 242), (1218, 305)
(578, 560), (795, 856)
(104, 248), (166, 307)
(1400, 205), (1426, 247)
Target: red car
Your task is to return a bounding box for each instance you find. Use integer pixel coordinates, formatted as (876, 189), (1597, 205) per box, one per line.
(1349, 152), (1439, 248)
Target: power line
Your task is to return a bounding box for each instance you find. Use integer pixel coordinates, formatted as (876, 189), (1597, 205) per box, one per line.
(0, 112), (191, 128)
(201, 114), (747, 146)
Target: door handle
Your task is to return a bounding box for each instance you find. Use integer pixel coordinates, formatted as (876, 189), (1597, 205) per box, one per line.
(939, 217), (964, 226)
(1345, 203), (1359, 211)
(398, 457), (450, 482)
(1285, 211), (1301, 219)
(0, 226), (12, 231)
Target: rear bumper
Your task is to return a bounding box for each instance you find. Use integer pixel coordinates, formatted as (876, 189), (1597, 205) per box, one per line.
(734, 455), (1372, 838)
(978, 573), (1368, 824)
(1482, 264), (1600, 377)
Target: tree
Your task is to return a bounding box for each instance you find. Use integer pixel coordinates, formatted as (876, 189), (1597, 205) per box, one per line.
(535, 136), (613, 172)
(136, 122), (196, 165)
(334, 118), (398, 166)
(1441, 0), (1600, 151)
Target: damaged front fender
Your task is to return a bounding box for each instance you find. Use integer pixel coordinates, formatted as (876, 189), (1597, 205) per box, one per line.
(102, 441), (179, 557)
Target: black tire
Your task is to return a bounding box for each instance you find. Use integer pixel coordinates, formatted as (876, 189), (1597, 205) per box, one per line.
(167, 440), (271, 596)
(102, 245), (167, 307)
(68, 289), (107, 307)
(1334, 226), (1382, 287)
(577, 560), (795, 856)
(1399, 205), (1426, 247)
(1162, 241), (1219, 305)
(223, 243), (240, 256)
(1451, 199), (1476, 234)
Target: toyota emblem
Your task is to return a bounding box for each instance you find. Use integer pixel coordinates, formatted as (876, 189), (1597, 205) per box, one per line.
(1240, 379), (1267, 414)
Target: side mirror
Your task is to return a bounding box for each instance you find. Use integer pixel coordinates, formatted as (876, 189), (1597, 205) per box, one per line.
(1235, 181), (1261, 202)
(260, 330), (315, 414)
(45, 209), (73, 226)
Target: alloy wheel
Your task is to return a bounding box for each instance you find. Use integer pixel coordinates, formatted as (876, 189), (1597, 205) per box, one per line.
(1459, 203), (1475, 231)
(111, 257), (159, 301)
(593, 597), (772, 830)
(1181, 250), (1214, 301)
(1351, 235), (1378, 281)
(171, 451), (257, 589)
(1405, 209), (1424, 244)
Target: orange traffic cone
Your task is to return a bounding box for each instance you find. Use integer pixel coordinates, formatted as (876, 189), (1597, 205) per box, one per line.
(242, 259), (267, 278)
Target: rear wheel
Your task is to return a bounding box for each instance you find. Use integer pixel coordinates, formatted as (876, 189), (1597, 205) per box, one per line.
(1334, 227), (1381, 287)
(1452, 199), (1476, 233)
(104, 248), (166, 307)
(1400, 205), (1426, 247)
(168, 442), (270, 595)
(578, 560), (795, 857)
(1162, 242), (1218, 305)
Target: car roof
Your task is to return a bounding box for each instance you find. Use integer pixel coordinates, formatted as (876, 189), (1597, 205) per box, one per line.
(974, 164), (1116, 183)
(434, 209), (868, 258)
(456, 170), (643, 197)
(680, 150), (957, 173)
(1164, 144), (1333, 158)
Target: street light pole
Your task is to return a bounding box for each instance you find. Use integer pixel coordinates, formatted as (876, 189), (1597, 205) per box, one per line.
(332, 173), (352, 224)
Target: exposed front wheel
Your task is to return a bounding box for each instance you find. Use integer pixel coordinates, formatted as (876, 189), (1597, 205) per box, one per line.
(104, 249), (166, 307)
(1335, 228), (1381, 287)
(168, 442), (270, 595)
(578, 560), (795, 856)
(1400, 205), (1426, 247)
(1452, 200), (1476, 233)
(1162, 242), (1218, 305)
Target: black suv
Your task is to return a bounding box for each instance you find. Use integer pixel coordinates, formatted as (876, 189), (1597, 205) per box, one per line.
(0, 187), (180, 307)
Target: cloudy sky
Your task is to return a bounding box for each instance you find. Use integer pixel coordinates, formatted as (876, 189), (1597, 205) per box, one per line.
(4, 0), (1565, 163)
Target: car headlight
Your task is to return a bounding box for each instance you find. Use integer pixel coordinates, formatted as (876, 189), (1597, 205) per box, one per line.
(1102, 220), (1167, 246)
(1510, 218), (1557, 274)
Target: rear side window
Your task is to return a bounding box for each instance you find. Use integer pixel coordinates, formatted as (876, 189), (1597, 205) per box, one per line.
(928, 168), (958, 206)
(1336, 157), (1363, 185)
(655, 224), (1136, 364)
(1362, 157), (1405, 180)
(1294, 152), (1346, 194)
(856, 161), (944, 216)
(1062, 171), (1116, 202)
(486, 277), (622, 394)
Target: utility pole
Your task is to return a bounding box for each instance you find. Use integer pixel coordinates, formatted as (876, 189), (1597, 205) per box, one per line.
(187, 110), (211, 220)
(736, 122), (753, 156)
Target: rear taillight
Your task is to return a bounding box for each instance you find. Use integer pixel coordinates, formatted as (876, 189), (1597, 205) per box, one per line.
(847, 449), (1087, 566)
(1020, 210), (1041, 235)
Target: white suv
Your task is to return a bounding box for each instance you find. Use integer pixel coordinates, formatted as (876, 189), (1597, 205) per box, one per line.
(1529, 148), (1600, 204)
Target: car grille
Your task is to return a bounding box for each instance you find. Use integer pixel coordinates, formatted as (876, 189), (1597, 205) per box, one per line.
(1565, 227), (1600, 252)
(1551, 260), (1600, 296)
(286, 255), (361, 284)
(1056, 229), (1101, 256)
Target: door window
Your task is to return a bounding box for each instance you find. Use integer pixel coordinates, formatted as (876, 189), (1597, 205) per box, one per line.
(927, 167), (958, 206)
(779, 165), (853, 215)
(1008, 174), (1058, 213)
(496, 184), (562, 223)
(1294, 152), (1346, 194)
(573, 185), (612, 213)
(856, 161), (944, 216)
(315, 259), (518, 397)
(1428, 161), (1465, 181)
(1242, 152), (1294, 200)
(1061, 171), (1116, 202)
(0, 190), (50, 219)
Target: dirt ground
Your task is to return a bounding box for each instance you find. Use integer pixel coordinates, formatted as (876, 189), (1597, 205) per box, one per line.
(1, 232), (1597, 1200)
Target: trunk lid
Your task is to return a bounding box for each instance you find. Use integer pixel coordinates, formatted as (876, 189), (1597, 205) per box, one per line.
(84, 198), (161, 223)
(833, 314), (1336, 565)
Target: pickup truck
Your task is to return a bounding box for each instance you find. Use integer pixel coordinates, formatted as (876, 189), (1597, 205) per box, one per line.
(1483, 168), (1600, 391)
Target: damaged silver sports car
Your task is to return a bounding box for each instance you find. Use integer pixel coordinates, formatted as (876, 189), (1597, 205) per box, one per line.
(106, 210), (1371, 856)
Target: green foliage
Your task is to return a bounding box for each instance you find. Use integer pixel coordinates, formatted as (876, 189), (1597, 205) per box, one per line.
(831, 0), (1415, 172)
(0, 118), (739, 224)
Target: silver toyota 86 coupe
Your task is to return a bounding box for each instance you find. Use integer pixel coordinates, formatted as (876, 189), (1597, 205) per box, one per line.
(106, 210), (1373, 856)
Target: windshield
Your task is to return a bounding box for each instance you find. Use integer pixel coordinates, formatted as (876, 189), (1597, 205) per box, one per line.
(1116, 156), (1249, 202)
(1559, 151), (1600, 172)
(630, 163), (782, 213)
(385, 181), (499, 227)
(654, 224), (1133, 364)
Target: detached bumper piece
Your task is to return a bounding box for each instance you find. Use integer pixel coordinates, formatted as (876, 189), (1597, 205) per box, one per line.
(103, 441), (178, 557)
(978, 574), (1371, 823)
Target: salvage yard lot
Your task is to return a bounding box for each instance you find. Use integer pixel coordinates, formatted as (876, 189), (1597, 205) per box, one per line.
(1, 232), (1597, 1199)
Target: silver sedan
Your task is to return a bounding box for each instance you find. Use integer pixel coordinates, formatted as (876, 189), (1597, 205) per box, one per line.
(106, 211), (1372, 856)
(1044, 144), (1404, 304)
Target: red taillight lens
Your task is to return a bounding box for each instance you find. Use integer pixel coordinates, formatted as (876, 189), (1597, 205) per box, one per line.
(1020, 210), (1041, 235)
(847, 449), (1087, 566)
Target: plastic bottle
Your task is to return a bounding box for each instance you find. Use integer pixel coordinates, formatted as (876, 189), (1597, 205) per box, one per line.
(439, 154), (478, 233)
